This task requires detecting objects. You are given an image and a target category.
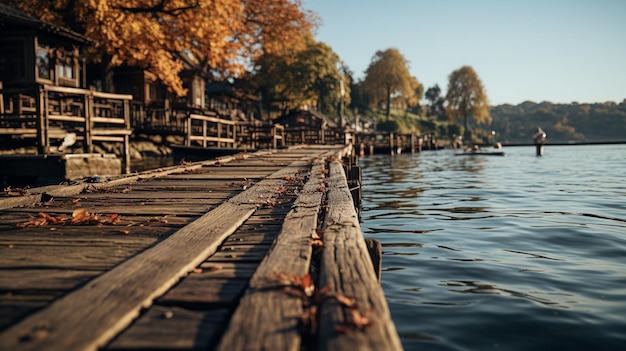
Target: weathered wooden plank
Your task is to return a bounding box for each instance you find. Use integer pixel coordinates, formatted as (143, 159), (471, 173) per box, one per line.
(106, 306), (230, 350)
(4, 204), (215, 216)
(217, 153), (330, 351)
(197, 262), (259, 279)
(74, 190), (239, 200)
(0, 291), (62, 332)
(0, 234), (157, 246)
(0, 243), (149, 270)
(209, 249), (269, 262)
(157, 277), (249, 308)
(316, 160), (402, 351)
(0, 150), (322, 351)
(0, 148), (279, 211)
(0, 269), (101, 290)
(224, 232), (278, 246)
(0, 199), (256, 350)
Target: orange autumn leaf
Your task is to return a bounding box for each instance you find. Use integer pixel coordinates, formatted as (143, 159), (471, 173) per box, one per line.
(16, 214), (48, 228)
(334, 293), (357, 308)
(269, 272), (315, 297)
(39, 212), (66, 224)
(349, 308), (373, 330)
(206, 265), (223, 272)
(71, 208), (91, 224)
(310, 239), (324, 248)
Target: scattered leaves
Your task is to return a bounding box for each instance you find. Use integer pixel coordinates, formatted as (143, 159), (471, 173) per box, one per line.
(269, 272), (315, 297)
(148, 216), (168, 224)
(333, 293), (357, 308)
(336, 308), (374, 333)
(16, 210), (122, 228)
(205, 264), (223, 272)
(179, 158), (193, 166)
(4, 186), (30, 197)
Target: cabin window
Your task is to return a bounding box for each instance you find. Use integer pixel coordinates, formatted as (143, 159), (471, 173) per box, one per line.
(192, 78), (204, 108)
(59, 63), (74, 79)
(36, 45), (51, 81)
(0, 40), (26, 81)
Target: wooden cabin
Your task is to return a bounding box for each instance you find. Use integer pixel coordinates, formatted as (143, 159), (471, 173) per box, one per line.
(0, 3), (133, 178)
(0, 4), (88, 91)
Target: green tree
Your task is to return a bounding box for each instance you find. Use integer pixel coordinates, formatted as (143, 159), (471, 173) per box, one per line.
(425, 84), (446, 120)
(361, 48), (417, 121)
(254, 38), (350, 118)
(445, 66), (491, 138)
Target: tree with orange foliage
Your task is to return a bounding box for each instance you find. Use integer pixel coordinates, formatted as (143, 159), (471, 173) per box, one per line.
(3, 0), (317, 96)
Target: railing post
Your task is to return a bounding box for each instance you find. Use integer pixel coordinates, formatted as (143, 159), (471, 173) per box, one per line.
(185, 116), (191, 147)
(35, 85), (49, 154)
(0, 81), (4, 114)
(123, 99), (131, 173)
(217, 121), (222, 148)
(85, 90), (93, 153)
(202, 119), (207, 148)
(272, 125), (277, 149)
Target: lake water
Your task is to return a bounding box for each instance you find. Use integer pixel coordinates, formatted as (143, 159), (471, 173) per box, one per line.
(359, 144), (626, 351)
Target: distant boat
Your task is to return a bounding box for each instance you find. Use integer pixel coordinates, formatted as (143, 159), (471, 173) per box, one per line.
(455, 149), (505, 156)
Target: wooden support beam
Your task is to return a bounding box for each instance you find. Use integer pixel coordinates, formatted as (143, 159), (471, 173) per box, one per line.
(217, 152), (333, 351)
(317, 160), (402, 351)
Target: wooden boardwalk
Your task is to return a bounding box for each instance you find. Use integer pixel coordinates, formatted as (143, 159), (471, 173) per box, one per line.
(0, 145), (402, 351)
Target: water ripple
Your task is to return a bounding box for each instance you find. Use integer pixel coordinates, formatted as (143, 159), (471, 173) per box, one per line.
(360, 145), (626, 351)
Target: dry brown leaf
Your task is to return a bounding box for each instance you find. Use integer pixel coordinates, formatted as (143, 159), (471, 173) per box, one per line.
(349, 308), (373, 329)
(148, 216), (168, 223)
(334, 293), (357, 308)
(269, 272), (315, 297)
(310, 239), (324, 248)
(71, 208), (90, 223)
(4, 186), (30, 197)
(206, 265), (223, 272)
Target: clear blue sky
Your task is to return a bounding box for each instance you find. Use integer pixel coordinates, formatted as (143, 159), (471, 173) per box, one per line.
(303, 0), (626, 106)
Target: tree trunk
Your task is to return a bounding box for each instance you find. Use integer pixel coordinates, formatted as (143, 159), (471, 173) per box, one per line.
(385, 85), (391, 121)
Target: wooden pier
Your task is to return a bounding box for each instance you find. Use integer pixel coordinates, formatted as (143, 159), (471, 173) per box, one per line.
(0, 145), (402, 351)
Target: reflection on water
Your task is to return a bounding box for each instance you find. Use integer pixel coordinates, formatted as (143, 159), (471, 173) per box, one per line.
(360, 145), (626, 351)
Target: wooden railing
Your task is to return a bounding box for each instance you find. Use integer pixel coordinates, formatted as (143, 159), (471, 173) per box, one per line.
(0, 83), (133, 172)
(185, 113), (238, 148)
(246, 123), (285, 149)
(355, 132), (420, 155)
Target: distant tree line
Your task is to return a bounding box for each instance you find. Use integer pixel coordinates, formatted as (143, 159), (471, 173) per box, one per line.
(488, 101), (626, 144)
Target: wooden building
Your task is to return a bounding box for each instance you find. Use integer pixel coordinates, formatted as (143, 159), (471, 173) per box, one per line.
(0, 3), (88, 91)
(0, 3), (132, 179)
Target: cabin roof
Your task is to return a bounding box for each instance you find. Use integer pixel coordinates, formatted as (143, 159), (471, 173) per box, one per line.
(276, 109), (337, 128)
(0, 3), (91, 44)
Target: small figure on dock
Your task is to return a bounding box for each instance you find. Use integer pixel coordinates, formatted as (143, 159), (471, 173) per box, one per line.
(533, 127), (547, 156)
